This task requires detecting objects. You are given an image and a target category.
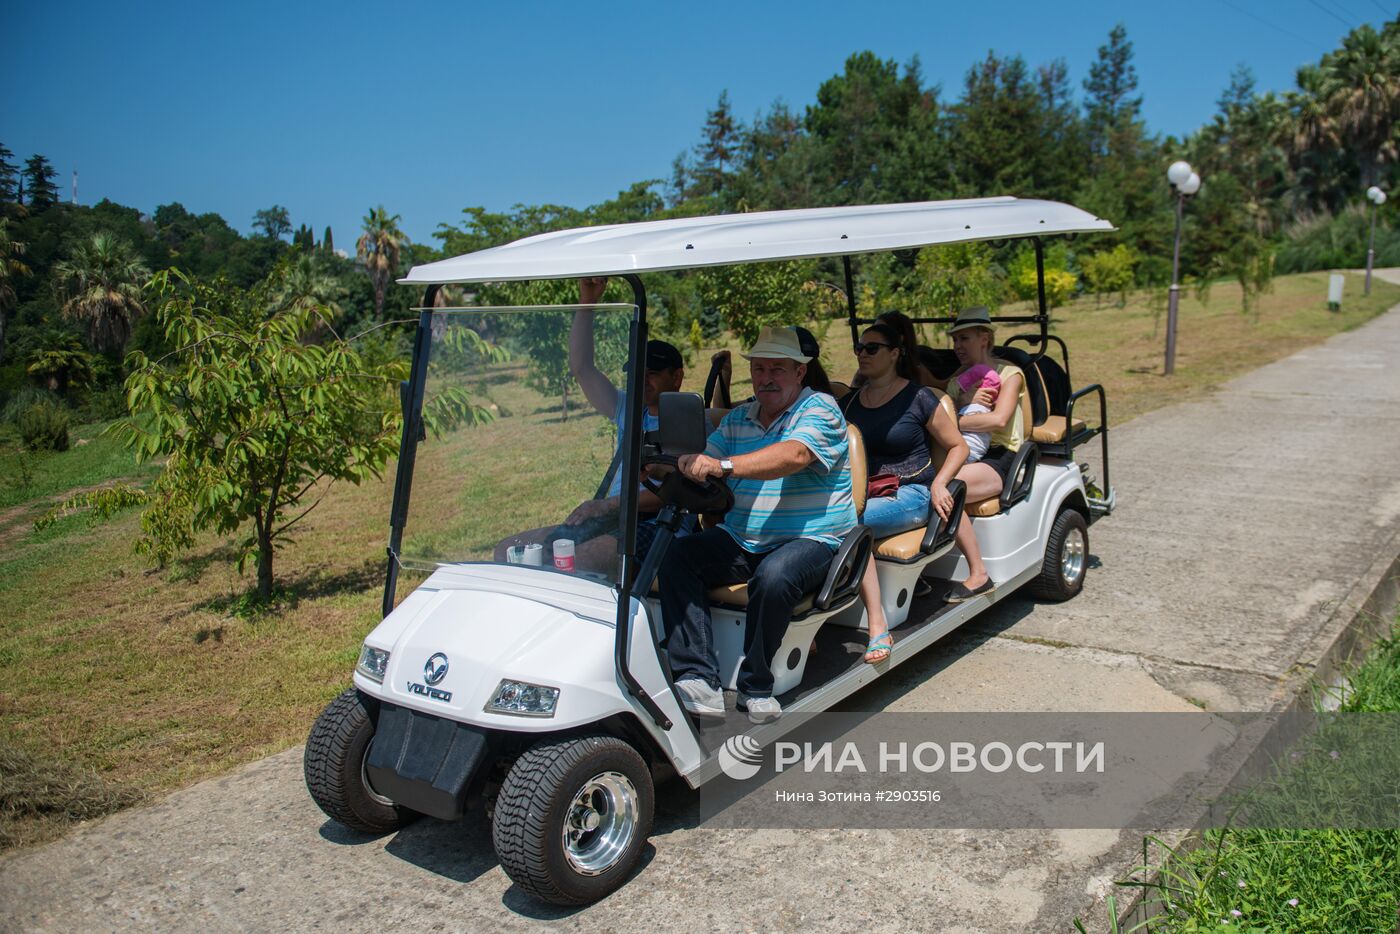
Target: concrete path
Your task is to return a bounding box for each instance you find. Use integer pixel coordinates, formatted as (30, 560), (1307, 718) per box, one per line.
(5, 288), (1400, 933)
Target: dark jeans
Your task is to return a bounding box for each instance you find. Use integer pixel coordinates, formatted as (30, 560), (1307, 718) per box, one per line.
(658, 527), (833, 698)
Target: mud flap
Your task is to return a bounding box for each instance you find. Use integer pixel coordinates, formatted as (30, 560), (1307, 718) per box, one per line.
(364, 702), (489, 820)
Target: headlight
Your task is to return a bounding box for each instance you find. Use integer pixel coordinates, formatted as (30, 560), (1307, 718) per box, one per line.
(486, 679), (560, 717)
(356, 645), (390, 683)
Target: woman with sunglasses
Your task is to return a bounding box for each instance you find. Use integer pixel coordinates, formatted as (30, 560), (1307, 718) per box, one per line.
(841, 323), (968, 662)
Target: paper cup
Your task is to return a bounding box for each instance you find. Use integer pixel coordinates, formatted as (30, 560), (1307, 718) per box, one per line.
(506, 546), (525, 564)
(553, 539), (576, 572)
(523, 543), (545, 566)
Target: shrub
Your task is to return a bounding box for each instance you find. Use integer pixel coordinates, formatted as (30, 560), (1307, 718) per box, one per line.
(1, 386), (60, 424)
(17, 401), (70, 452)
(1276, 204), (1400, 274)
(1015, 267), (1078, 308)
(1080, 244), (1141, 306)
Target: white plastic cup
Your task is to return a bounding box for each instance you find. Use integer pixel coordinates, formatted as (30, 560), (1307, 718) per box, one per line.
(523, 543), (545, 566)
(553, 539), (576, 572)
(506, 546), (525, 564)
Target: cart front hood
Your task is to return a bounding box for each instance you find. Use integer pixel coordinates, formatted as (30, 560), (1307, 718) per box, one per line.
(357, 567), (632, 730)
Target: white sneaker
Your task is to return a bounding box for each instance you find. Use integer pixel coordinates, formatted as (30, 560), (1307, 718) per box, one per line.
(738, 694), (782, 724)
(675, 678), (725, 718)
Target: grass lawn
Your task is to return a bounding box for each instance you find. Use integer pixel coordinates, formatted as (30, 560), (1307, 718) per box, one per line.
(1082, 620), (1400, 933)
(1, 269), (1397, 848)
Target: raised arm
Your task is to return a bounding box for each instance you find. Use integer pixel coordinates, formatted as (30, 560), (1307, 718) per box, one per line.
(569, 276), (620, 417)
(956, 371), (1022, 433)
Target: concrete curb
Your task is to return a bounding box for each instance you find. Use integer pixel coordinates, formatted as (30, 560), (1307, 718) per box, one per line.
(1114, 533), (1400, 930)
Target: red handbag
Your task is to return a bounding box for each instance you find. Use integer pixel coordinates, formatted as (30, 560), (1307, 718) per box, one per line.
(866, 473), (900, 498)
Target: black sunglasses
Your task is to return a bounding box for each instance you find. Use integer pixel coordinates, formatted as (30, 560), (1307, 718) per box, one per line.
(854, 341), (894, 356)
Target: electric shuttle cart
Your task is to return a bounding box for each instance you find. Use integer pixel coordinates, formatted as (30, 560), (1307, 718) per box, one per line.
(304, 197), (1116, 905)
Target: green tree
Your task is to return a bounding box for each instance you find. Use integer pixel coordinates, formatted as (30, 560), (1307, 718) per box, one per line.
(52, 232), (149, 353)
(252, 205), (292, 240)
(322, 225), (334, 253)
(949, 52), (1047, 196)
(0, 143), (19, 204)
(292, 223), (315, 250)
(696, 260), (818, 345)
(357, 206), (408, 319)
(912, 241), (1004, 316)
(118, 270), (490, 598)
(689, 90), (739, 199)
(22, 155), (60, 210)
(1294, 22), (1400, 189)
(0, 218), (30, 360)
(1080, 244), (1140, 306)
(804, 52), (945, 205)
(26, 332), (96, 395)
(269, 252), (346, 328)
(1083, 24), (1142, 165)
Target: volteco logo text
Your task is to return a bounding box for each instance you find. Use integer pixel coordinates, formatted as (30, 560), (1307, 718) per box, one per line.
(408, 652), (452, 702)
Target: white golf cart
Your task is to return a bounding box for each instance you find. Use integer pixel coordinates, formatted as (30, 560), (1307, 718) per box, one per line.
(304, 197), (1116, 905)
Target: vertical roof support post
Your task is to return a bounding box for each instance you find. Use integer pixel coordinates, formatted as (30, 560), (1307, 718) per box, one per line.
(1033, 237), (1049, 352)
(382, 286), (439, 618)
(616, 274), (672, 730)
(843, 255), (860, 348)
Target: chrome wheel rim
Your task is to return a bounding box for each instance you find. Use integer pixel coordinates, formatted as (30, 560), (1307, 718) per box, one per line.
(1061, 527), (1086, 586)
(361, 745), (396, 807)
(562, 771), (638, 876)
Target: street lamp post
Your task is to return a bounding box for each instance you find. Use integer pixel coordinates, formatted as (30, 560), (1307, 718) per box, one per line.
(1164, 161), (1201, 376)
(1366, 186), (1387, 296)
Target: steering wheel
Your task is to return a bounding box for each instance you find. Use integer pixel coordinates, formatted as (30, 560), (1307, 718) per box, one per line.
(642, 456), (734, 515)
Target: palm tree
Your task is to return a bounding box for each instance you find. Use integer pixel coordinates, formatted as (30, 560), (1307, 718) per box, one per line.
(357, 206), (407, 319)
(26, 332), (96, 395)
(0, 218), (31, 362)
(1293, 25), (1400, 190)
(270, 252), (346, 340)
(52, 232), (150, 354)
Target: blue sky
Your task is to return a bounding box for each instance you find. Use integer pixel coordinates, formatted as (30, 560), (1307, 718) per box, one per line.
(2, 0), (1392, 248)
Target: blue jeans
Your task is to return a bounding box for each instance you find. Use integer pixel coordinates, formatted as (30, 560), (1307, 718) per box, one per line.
(861, 483), (931, 538)
(658, 528), (834, 698)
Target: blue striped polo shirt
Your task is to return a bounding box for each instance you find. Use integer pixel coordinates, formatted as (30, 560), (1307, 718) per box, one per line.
(705, 388), (856, 552)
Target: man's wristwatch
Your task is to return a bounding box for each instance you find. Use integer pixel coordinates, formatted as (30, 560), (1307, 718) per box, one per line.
(719, 459), (735, 479)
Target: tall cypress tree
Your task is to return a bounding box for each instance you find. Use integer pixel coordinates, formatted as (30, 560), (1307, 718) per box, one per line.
(22, 154), (60, 209)
(322, 225), (334, 253)
(0, 143), (18, 204)
(1083, 24), (1142, 163)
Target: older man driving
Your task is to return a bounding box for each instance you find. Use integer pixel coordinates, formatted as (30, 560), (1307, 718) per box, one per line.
(659, 326), (856, 724)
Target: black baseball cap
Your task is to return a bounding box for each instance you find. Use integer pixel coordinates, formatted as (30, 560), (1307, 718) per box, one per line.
(625, 339), (683, 372)
(642, 339), (683, 371)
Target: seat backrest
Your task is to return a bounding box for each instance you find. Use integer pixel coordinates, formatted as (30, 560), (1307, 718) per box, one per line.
(1032, 354), (1072, 418)
(846, 423), (868, 519)
(828, 380), (851, 400)
(927, 388), (958, 470)
(707, 407), (729, 429)
(994, 345), (1048, 427)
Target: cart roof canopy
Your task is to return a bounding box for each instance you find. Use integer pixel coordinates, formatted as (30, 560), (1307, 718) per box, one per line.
(400, 196), (1113, 286)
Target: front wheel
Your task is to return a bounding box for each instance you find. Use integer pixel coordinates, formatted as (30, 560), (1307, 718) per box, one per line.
(1031, 507), (1089, 601)
(492, 735), (654, 905)
(303, 688), (418, 834)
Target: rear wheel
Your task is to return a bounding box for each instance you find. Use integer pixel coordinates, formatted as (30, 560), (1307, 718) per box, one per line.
(492, 734), (653, 905)
(303, 688), (418, 833)
(1031, 507), (1088, 601)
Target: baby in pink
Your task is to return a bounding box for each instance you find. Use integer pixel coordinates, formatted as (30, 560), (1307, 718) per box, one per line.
(955, 364), (1001, 462)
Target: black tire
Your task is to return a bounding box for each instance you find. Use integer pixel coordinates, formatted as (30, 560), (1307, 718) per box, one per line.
(492, 734), (654, 906)
(1031, 507), (1089, 602)
(303, 688), (418, 834)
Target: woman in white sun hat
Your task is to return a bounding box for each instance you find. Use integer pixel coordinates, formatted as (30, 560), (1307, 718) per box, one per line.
(940, 306), (1026, 603)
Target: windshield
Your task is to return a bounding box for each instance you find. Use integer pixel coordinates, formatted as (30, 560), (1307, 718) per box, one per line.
(395, 304), (641, 588)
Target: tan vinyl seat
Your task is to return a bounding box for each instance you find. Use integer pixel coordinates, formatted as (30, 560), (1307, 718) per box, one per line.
(829, 380), (851, 399)
(1030, 414), (1087, 443)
